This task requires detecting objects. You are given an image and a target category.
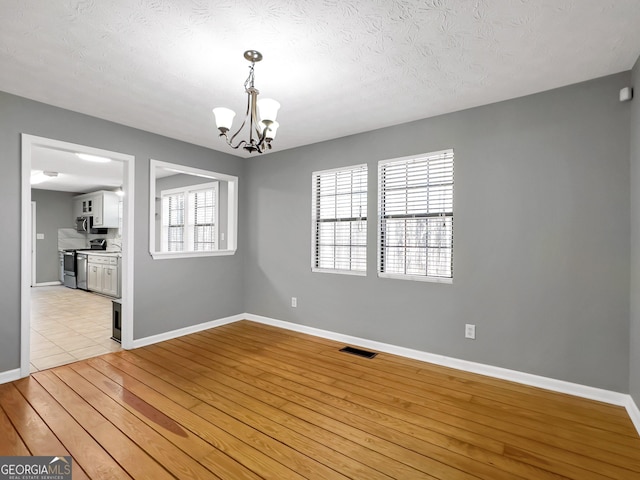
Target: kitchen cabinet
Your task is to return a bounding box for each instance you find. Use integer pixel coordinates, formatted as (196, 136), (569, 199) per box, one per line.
(88, 254), (120, 297)
(73, 197), (84, 218)
(73, 191), (120, 228)
(87, 262), (100, 291)
(78, 197), (94, 215)
(102, 265), (119, 297)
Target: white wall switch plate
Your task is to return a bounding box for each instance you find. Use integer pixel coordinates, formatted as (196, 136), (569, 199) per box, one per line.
(36, 233), (45, 240)
(465, 324), (476, 339)
(620, 86), (633, 102)
(291, 297), (297, 308)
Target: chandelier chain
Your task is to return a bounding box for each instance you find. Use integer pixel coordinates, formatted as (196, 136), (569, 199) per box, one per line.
(244, 62), (256, 92)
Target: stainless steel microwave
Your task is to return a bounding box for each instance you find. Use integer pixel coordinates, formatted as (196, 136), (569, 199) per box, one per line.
(76, 216), (108, 234)
(76, 216), (92, 232)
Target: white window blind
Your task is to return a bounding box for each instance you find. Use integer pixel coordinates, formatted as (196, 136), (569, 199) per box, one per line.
(162, 193), (185, 252)
(378, 149), (454, 280)
(189, 188), (217, 251)
(312, 164), (367, 274)
(161, 182), (218, 253)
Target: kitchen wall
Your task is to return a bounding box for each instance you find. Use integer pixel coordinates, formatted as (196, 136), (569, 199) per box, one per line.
(630, 54), (640, 406)
(0, 91), (245, 374)
(243, 72), (632, 392)
(30, 189), (76, 283)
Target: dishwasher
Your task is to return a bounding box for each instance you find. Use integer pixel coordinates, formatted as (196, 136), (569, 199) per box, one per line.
(76, 252), (89, 291)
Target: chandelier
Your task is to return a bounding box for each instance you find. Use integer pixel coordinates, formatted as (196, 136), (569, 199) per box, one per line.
(212, 50), (280, 154)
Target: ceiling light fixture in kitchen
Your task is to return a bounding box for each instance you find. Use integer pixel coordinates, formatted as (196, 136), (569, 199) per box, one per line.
(212, 50), (280, 154)
(30, 170), (58, 185)
(76, 153), (112, 163)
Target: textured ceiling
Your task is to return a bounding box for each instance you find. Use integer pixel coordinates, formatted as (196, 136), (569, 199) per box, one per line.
(1, 0), (640, 158)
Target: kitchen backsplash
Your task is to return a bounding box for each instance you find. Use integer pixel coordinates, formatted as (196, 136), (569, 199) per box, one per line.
(58, 228), (121, 251)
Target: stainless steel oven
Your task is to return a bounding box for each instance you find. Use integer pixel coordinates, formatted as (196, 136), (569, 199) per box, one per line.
(62, 249), (78, 288)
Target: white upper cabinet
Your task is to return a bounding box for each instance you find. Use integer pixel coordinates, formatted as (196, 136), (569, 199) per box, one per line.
(74, 190), (120, 228)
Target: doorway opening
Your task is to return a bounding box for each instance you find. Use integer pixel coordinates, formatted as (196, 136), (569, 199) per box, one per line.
(20, 134), (135, 377)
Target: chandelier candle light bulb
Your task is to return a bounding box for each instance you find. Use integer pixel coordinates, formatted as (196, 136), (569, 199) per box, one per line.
(257, 98), (280, 124)
(212, 50), (280, 153)
(212, 107), (236, 132)
(260, 120), (279, 140)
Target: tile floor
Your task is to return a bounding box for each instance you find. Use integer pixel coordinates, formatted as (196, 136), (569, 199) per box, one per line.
(30, 285), (121, 372)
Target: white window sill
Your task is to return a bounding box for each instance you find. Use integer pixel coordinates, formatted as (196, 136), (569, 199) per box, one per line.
(150, 249), (236, 260)
(312, 267), (367, 277)
(378, 272), (453, 284)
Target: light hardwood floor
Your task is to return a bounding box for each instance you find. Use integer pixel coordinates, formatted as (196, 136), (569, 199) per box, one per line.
(30, 285), (121, 372)
(2, 320), (639, 479)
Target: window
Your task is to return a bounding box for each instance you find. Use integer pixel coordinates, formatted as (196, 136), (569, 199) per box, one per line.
(378, 149), (454, 282)
(190, 188), (217, 251)
(161, 182), (218, 253)
(150, 159), (238, 259)
(162, 192), (185, 251)
(312, 164), (367, 274)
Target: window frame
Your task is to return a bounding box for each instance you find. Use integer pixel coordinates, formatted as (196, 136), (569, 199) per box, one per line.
(160, 181), (219, 253)
(149, 159), (238, 260)
(311, 163), (368, 276)
(377, 149), (454, 284)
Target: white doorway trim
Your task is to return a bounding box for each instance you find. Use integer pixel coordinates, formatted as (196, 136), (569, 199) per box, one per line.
(31, 201), (36, 286)
(20, 134), (135, 378)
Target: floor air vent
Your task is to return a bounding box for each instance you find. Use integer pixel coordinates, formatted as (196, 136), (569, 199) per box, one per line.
(340, 346), (377, 359)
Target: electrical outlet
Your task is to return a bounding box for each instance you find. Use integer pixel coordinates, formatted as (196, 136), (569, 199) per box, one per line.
(291, 297), (297, 308)
(465, 324), (476, 340)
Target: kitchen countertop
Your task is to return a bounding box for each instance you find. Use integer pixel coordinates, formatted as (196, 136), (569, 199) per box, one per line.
(80, 250), (122, 257)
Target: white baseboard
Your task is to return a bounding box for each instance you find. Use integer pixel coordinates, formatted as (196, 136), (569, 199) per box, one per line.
(243, 313), (633, 408)
(131, 313), (245, 349)
(33, 281), (62, 287)
(0, 368), (21, 385)
(626, 396), (640, 435)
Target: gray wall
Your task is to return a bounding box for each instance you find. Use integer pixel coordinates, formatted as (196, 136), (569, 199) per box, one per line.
(244, 73), (631, 392)
(31, 189), (77, 283)
(1, 72), (635, 395)
(0, 91), (245, 373)
(630, 55), (640, 405)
